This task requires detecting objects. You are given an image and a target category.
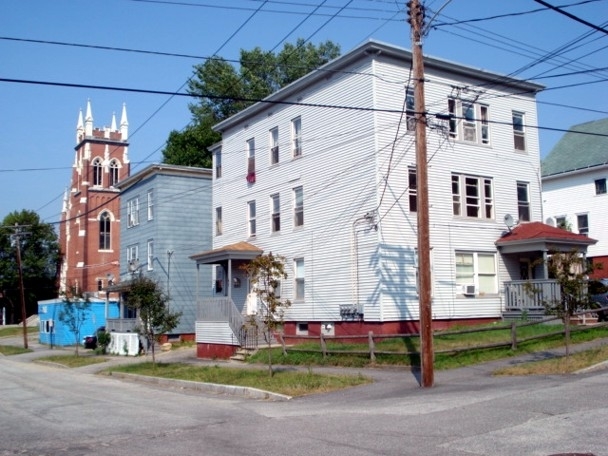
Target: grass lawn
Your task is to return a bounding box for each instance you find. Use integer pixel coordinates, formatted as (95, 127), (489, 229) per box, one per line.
(0, 326), (39, 338)
(0, 345), (32, 355)
(35, 354), (109, 368)
(108, 362), (372, 397)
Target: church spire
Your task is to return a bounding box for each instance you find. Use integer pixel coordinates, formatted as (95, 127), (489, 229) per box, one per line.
(120, 103), (128, 140)
(76, 108), (84, 144)
(85, 99), (93, 137)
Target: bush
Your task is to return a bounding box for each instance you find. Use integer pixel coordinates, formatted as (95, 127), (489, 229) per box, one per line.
(96, 330), (112, 355)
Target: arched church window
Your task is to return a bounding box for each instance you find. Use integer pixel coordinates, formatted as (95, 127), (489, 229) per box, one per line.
(109, 160), (120, 187)
(99, 211), (111, 250)
(92, 158), (103, 186)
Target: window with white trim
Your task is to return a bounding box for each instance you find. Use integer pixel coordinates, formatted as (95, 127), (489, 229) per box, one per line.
(452, 173), (494, 219)
(595, 178), (606, 195)
(147, 240), (154, 271)
(448, 99), (490, 145)
(517, 181), (530, 222)
(269, 127), (279, 165)
(215, 206), (223, 236)
(270, 193), (280, 233)
(247, 200), (256, 237)
(109, 159), (120, 187)
(406, 88), (415, 131)
(291, 117), (302, 158)
(99, 211), (111, 250)
(293, 186), (304, 227)
(455, 251), (497, 295)
(408, 167), (417, 212)
(577, 213), (589, 236)
(247, 138), (255, 179)
(147, 189), (154, 221)
(215, 148), (222, 178)
(92, 158), (103, 186)
(294, 258), (305, 300)
(127, 244), (139, 264)
(512, 111), (526, 151)
(127, 197), (139, 227)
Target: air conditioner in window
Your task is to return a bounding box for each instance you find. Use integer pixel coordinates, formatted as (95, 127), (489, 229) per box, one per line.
(463, 284), (476, 296)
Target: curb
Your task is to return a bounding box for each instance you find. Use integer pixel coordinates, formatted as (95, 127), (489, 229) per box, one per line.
(106, 371), (292, 401)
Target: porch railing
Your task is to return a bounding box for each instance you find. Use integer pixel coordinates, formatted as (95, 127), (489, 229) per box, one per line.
(106, 318), (139, 333)
(504, 279), (561, 311)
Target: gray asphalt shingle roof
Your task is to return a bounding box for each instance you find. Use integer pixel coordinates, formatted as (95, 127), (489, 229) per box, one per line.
(542, 117), (608, 177)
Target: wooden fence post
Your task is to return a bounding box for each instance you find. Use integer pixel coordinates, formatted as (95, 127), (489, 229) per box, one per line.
(368, 331), (376, 362)
(320, 333), (327, 359)
(511, 321), (517, 350)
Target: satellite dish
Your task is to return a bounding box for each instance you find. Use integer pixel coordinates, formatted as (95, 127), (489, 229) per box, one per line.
(545, 217), (556, 227)
(504, 213), (514, 229)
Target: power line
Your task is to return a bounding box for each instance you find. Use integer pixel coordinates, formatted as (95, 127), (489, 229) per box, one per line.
(533, 0), (608, 35)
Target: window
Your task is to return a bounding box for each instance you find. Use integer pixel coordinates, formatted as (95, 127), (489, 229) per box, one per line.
(269, 127), (279, 165)
(215, 206), (223, 236)
(293, 186), (304, 227)
(147, 240), (154, 271)
(127, 197), (139, 227)
(555, 216), (568, 230)
(215, 147), (222, 178)
(291, 117), (302, 157)
(452, 173), (494, 219)
(127, 244), (139, 266)
(294, 258), (305, 300)
(448, 99), (490, 145)
(99, 211), (111, 250)
(455, 251), (497, 295)
(271, 193), (280, 232)
(595, 178), (607, 195)
(408, 167), (417, 212)
(405, 88), (416, 131)
(92, 158), (103, 186)
(247, 200), (256, 237)
(147, 189), (154, 221)
(512, 111), (526, 151)
(517, 181), (530, 222)
(247, 138), (255, 182)
(109, 159), (119, 186)
(577, 213), (589, 236)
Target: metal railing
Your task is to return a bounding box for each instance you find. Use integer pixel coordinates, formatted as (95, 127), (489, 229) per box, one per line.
(504, 279), (561, 311)
(106, 318), (139, 333)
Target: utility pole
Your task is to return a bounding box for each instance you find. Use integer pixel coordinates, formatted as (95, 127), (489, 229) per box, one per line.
(11, 224), (29, 349)
(408, 0), (434, 387)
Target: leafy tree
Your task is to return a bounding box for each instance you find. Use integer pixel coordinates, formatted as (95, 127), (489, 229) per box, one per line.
(0, 210), (60, 324)
(162, 39), (341, 167)
(126, 276), (181, 364)
(58, 286), (91, 357)
(243, 252), (291, 376)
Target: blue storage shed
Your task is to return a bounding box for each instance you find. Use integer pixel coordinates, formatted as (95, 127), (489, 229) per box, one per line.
(38, 298), (119, 347)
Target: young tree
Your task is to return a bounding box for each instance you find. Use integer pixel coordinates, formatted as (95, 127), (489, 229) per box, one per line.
(243, 252), (291, 376)
(126, 276), (181, 364)
(58, 287), (91, 357)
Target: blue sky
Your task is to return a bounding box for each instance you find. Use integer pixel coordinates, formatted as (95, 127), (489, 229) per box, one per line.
(1, 0), (607, 224)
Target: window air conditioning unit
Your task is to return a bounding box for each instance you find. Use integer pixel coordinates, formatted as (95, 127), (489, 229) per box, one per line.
(463, 284), (476, 296)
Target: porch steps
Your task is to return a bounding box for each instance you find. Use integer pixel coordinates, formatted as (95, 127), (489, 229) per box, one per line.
(230, 347), (256, 362)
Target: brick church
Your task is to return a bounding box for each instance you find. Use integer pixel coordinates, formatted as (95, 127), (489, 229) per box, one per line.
(59, 100), (130, 296)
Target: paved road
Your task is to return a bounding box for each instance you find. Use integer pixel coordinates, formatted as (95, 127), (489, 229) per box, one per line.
(1, 337), (607, 456)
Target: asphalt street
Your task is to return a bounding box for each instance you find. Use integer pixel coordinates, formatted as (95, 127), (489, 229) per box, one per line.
(1, 334), (607, 456)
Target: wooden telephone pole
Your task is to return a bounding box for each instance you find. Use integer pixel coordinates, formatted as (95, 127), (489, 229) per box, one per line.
(408, 0), (434, 387)
(11, 224), (29, 349)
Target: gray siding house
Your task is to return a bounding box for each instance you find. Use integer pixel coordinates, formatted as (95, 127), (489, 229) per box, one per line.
(110, 164), (213, 340)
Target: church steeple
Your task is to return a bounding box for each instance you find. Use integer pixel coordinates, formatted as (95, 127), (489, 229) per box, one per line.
(120, 103), (128, 140)
(84, 99), (93, 137)
(76, 109), (84, 144)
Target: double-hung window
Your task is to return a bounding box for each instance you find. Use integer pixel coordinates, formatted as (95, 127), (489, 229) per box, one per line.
(291, 117), (302, 158)
(448, 99), (490, 145)
(293, 186), (304, 227)
(406, 88), (416, 131)
(512, 111), (526, 151)
(270, 127), (279, 165)
(147, 240), (154, 271)
(215, 207), (223, 236)
(247, 139), (255, 182)
(408, 167), (417, 212)
(127, 197), (139, 227)
(127, 244), (139, 265)
(452, 173), (494, 219)
(271, 194), (280, 233)
(147, 189), (154, 221)
(247, 201), (256, 237)
(294, 258), (305, 300)
(595, 178), (607, 195)
(517, 181), (530, 222)
(215, 148), (222, 178)
(455, 251), (497, 295)
(577, 213), (589, 236)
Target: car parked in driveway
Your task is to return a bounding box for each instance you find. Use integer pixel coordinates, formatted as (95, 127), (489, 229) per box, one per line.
(83, 326), (106, 349)
(589, 279), (608, 322)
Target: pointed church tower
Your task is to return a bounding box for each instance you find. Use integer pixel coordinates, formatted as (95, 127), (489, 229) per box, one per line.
(59, 100), (131, 296)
